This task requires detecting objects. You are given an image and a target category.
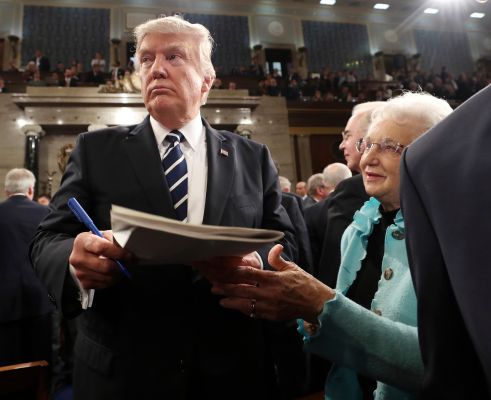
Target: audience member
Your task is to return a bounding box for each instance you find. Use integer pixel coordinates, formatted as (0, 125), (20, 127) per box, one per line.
(322, 162), (352, 195)
(23, 61), (38, 81)
(90, 51), (106, 72)
(110, 61), (124, 83)
(401, 85), (491, 398)
(295, 181), (307, 199)
(303, 173), (328, 208)
(0, 168), (53, 367)
(85, 64), (106, 85)
(228, 81), (237, 90)
(278, 175), (292, 192)
(27, 70), (47, 87)
(204, 91), (453, 400)
(55, 61), (66, 74)
(33, 49), (50, 73)
(86, 64), (106, 85)
(30, 15), (297, 399)
(59, 68), (78, 87)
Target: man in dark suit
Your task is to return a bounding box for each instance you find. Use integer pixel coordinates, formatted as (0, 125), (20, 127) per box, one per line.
(0, 168), (52, 366)
(33, 49), (50, 73)
(401, 86), (491, 398)
(305, 102), (383, 280)
(30, 15), (296, 399)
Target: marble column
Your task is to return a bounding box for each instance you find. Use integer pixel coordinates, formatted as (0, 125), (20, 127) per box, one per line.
(21, 124), (44, 195)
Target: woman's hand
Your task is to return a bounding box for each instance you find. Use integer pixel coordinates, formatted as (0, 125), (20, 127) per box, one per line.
(211, 244), (335, 323)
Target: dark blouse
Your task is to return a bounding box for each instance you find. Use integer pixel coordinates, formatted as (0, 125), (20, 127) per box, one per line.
(345, 206), (398, 399)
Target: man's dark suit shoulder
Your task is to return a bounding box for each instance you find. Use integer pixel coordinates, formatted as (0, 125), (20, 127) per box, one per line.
(281, 192), (312, 272)
(304, 174), (368, 277)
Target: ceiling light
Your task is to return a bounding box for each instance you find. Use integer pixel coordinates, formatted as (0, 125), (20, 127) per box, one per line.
(470, 12), (485, 18)
(374, 3), (390, 10)
(320, 0), (336, 5)
(424, 8), (439, 14)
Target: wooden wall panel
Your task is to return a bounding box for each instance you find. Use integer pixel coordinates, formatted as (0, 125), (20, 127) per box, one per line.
(309, 134), (345, 174)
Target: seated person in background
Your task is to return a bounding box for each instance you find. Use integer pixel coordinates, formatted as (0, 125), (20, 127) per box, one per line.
(23, 61), (38, 81)
(27, 70), (47, 87)
(110, 61), (125, 83)
(200, 92), (453, 400)
(228, 81), (237, 90)
(59, 68), (79, 87)
(85, 64), (106, 85)
(90, 51), (106, 72)
(46, 72), (62, 86)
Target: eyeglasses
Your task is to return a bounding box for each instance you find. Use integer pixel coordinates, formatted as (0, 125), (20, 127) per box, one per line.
(355, 138), (406, 156)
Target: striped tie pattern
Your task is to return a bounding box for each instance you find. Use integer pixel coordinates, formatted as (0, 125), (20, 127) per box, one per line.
(162, 130), (188, 222)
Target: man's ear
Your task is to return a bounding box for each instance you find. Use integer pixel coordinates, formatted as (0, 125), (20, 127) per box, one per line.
(202, 76), (213, 93)
(27, 186), (34, 200)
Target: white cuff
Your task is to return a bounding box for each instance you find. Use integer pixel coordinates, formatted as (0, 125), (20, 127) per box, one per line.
(69, 264), (94, 309)
(253, 251), (264, 270)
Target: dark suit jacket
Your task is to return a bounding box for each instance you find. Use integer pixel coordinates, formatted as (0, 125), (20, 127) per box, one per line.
(401, 85), (491, 398)
(30, 117), (297, 399)
(0, 195), (52, 322)
(34, 56), (50, 72)
(305, 174), (368, 284)
(302, 195), (316, 209)
(281, 192), (312, 272)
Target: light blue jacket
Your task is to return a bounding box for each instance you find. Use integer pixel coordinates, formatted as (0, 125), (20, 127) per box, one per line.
(302, 197), (423, 400)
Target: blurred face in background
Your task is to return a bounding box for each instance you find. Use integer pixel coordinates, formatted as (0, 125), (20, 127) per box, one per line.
(339, 112), (366, 172)
(295, 181), (306, 197)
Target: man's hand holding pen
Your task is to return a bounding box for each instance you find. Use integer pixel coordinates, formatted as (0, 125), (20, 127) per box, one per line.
(69, 230), (133, 290)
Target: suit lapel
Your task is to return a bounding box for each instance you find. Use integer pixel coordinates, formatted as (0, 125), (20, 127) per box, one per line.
(122, 116), (175, 217)
(202, 120), (235, 225)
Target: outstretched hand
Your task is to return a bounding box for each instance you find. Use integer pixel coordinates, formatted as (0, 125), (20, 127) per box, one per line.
(211, 244), (335, 323)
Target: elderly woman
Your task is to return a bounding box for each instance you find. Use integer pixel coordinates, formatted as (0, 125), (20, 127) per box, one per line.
(205, 92), (453, 400)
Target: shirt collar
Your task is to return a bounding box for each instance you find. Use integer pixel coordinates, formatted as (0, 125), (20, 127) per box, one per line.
(150, 113), (203, 152)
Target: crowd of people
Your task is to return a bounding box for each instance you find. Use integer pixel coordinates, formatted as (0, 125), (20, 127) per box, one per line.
(3, 14), (491, 400)
(224, 64), (490, 104)
(1, 49), (127, 89)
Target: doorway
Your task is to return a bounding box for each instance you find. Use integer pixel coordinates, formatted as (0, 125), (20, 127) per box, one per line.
(264, 48), (292, 79)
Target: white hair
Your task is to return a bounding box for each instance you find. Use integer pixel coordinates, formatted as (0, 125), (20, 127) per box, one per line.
(278, 176), (292, 191)
(351, 101), (386, 136)
(5, 168), (35, 195)
(323, 163), (352, 187)
(134, 15), (216, 82)
(307, 173), (325, 196)
(369, 92), (453, 138)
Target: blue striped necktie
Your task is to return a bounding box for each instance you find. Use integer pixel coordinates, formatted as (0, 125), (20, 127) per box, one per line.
(162, 130), (188, 222)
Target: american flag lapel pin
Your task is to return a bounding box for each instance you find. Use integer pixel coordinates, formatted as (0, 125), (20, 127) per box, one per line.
(220, 148), (229, 157)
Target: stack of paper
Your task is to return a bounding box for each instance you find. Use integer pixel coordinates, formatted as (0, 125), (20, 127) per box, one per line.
(111, 205), (284, 265)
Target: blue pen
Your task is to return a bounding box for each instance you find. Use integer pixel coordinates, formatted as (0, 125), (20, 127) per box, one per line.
(67, 197), (132, 279)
